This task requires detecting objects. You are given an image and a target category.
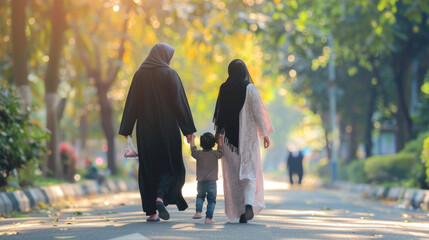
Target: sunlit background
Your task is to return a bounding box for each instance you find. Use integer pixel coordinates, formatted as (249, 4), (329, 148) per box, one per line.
(1, 0), (429, 190)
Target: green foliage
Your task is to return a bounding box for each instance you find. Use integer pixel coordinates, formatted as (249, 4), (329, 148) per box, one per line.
(346, 160), (368, 184)
(401, 132), (429, 155)
(0, 79), (49, 187)
(364, 153), (418, 184)
(313, 160), (331, 182)
(33, 177), (66, 187)
(423, 137), (429, 185)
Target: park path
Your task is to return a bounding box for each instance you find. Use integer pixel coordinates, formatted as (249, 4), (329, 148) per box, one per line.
(0, 180), (428, 240)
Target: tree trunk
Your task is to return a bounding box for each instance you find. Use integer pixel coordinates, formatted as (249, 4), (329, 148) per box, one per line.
(364, 82), (377, 158)
(97, 86), (116, 175)
(393, 53), (412, 151)
(322, 114), (331, 160)
(44, 0), (66, 178)
(11, 0), (30, 109)
(348, 120), (358, 162)
(45, 93), (62, 177)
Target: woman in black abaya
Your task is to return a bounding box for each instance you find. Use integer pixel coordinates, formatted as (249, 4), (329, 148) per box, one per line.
(119, 43), (196, 222)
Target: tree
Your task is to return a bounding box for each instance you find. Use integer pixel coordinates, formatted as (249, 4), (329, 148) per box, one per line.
(44, 0), (67, 178)
(72, 1), (132, 175)
(11, 0), (30, 109)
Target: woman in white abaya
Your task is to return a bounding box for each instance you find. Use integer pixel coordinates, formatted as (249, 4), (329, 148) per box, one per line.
(213, 59), (273, 223)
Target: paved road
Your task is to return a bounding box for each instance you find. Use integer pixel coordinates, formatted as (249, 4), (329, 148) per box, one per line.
(1, 181), (428, 240)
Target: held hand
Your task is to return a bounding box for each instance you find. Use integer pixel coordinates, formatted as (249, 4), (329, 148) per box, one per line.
(215, 134), (223, 147)
(186, 134), (194, 144)
(124, 135), (130, 140)
(263, 136), (270, 149)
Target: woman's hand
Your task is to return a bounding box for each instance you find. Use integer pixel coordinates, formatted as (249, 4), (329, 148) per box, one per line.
(215, 134), (223, 147)
(263, 136), (270, 149)
(186, 134), (194, 143)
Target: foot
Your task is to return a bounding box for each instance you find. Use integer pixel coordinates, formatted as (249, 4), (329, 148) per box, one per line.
(192, 212), (202, 219)
(239, 214), (247, 223)
(205, 218), (215, 224)
(155, 201), (170, 220)
(146, 214), (160, 222)
(244, 204), (254, 220)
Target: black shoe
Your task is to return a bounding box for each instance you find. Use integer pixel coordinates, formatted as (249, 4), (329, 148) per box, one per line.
(155, 201), (170, 220)
(239, 214), (247, 223)
(244, 204), (254, 220)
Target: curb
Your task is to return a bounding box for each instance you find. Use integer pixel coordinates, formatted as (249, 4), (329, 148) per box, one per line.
(0, 178), (138, 215)
(325, 181), (429, 211)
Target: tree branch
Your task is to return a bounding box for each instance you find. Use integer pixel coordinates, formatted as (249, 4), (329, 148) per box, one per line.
(72, 23), (94, 74)
(105, 7), (130, 88)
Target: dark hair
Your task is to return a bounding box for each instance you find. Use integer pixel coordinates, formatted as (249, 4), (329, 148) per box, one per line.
(200, 132), (216, 150)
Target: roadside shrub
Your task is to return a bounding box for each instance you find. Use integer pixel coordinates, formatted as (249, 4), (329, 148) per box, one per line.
(401, 132), (429, 189)
(347, 159), (367, 183)
(364, 153), (417, 184)
(423, 137), (429, 185)
(0, 79), (49, 188)
(313, 159), (331, 181)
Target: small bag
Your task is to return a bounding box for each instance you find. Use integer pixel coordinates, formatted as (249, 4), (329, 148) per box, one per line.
(124, 136), (138, 158)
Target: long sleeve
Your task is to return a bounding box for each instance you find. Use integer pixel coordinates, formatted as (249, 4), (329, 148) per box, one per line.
(169, 71), (197, 136)
(191, 146), (201, 159)
(118, 76), (138, 136)
(248, 84), (273, 138)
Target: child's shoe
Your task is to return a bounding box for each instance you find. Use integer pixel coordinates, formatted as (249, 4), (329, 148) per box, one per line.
(192, 212), (202, 219)
(205, 218), (215, 224)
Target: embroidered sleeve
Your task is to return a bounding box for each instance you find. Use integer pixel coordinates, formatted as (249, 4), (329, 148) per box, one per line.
(248, 84), (274, 138)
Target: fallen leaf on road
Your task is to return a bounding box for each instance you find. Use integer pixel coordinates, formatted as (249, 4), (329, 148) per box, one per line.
(0, 232), (18, 235)
(73, 212), (83, 216)
(117, 203), (126, 206)
(38, 201), (48, 209)
(39, 221), (45, 224)
(56, 228), (70, 231)
(360, 217), (372, 220)
(53, 218), (59, 223)
(320, 207), (332, 210)
(372, 234), (384, 238)
(402, 213), (411, 218)
(345, 210), (350, 213)
(402, 220), (410, 223)
(305, 200), (313, 205)
(53, 236), (76, 239)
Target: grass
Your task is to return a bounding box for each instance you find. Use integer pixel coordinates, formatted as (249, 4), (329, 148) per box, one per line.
(32, 177), (66, 187)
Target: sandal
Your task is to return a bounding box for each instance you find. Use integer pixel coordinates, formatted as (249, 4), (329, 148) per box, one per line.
(146, 216), (160, 222)
(155, 201), (170, 220)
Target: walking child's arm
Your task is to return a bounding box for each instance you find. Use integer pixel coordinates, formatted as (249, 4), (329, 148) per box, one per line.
(190, 134), (196, 147)
(190, 135), (200, 159)
(217, 144), (224, 159)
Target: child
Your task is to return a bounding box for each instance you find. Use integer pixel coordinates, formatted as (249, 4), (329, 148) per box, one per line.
(190, 132), (223, 224)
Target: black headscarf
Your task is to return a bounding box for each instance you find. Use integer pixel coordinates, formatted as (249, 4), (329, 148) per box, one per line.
(213, 59), (253, 153)
(140, 43), (175, 69)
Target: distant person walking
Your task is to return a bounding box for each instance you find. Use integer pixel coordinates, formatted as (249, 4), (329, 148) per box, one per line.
(213, 59), (273, 223)
(119, 43), (196, 222)
(287, 148), (304, 185)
